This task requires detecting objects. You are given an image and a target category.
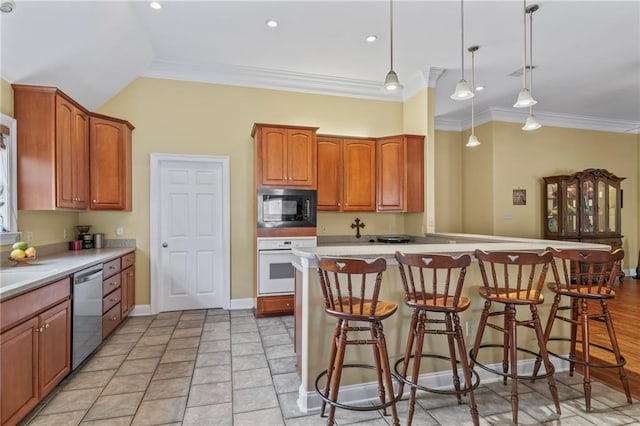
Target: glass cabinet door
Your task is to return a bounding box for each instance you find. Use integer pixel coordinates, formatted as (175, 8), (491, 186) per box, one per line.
(597, 181), (606, 233)
(608, 184), (618, 233)
(582, 180), (595, 233)
(546, 182), (559, 233)
(566, 181), (578, 235)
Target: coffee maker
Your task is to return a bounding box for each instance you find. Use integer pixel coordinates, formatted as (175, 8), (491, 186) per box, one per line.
(77, 225), (93, 249)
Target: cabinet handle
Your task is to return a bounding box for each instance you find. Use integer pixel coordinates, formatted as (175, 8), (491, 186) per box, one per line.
(111, 316), (118, 321)
(286, 303), (291, 307)
(110, 298), (117, 302)
(44, 323), (50, 329)
(110, 281), (116, 286)
(93, 200), (97, 203)
(35, 326), (44, 333)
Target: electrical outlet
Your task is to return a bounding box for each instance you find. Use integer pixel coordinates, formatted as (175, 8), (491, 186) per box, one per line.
(321, 225), (327, 234)
(116, 227), (124, 236)
(63, 228), (68, 240)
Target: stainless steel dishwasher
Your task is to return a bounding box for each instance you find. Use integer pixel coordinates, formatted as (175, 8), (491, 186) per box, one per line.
(72, 263), (103, 370)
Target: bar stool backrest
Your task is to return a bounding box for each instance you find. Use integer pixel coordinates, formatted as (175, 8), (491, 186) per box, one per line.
(474, 249), (553, 302)
(316, 256), (387, 319)
(394, 251), (471, 308)
(546, 247), (624, 295)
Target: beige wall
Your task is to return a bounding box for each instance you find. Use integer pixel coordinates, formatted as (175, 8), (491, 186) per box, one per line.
(1, 77), (14, 116)
(462, 121), (495, 233)
(434, 130), (463, 232)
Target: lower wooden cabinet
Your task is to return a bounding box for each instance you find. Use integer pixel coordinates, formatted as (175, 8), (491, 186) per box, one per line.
(101, 252), (135, 338)
(256, 295), (294, 317)
(0, 280), (71, 426)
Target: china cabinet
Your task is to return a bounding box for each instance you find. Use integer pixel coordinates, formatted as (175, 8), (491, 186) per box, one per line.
(543, 169), (625, 278)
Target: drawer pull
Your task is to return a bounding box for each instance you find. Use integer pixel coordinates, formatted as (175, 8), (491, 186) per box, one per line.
(35, 326), (44, 333)
(44, 323), (50, 329)
(110, 298), (117, 302)
(111, 316), (118, 321)
(110, 282), (116, 286)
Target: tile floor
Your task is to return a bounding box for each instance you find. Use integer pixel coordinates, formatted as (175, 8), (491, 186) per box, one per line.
(21, 309), (640, 425)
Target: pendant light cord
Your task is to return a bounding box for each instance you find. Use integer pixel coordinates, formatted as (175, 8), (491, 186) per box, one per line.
(470, 49), (475, 134)
(528, 6), (534, 98)
(522, 0), (527, 89)
(460, 0), (465, 80)
(390, 0), (394, 71)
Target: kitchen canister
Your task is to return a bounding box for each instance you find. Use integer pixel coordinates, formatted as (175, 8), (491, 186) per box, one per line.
(93, 233), (104, 249)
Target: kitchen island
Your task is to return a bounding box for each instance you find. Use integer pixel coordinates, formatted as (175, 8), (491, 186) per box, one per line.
(291, 233), (609, 413)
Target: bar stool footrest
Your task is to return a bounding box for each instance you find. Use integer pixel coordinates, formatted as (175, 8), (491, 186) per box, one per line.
(315, 363), (402, 412)
(470, 344), (555, 381)
(394, 354), (480, 396)
(546, 337), (627, 369)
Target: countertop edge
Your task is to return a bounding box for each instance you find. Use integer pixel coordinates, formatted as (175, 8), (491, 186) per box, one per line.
(0, 248), (135, 301)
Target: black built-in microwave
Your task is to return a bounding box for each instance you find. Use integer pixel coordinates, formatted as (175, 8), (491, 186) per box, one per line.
(257, 188), (317, 228)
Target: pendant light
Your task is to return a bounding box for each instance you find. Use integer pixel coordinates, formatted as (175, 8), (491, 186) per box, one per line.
(384, 0), (402, 91)
(514, 0), (537, 108)
(450, 0), (474, 100)
(522, 4), (541, 130)
(466, 46), (481, 147)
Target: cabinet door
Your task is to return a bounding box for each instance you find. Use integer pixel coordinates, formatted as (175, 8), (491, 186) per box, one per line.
(287, 128), (315, 187)
(317, 137), (342, 211)
(260, 127), (288, 186)
(343, 139), (376, 212)
(56, 96), (89, 209)
(0, 317), (39, 426)
(89, 116), (132, 210)
(376, 137), (405, 211)
(121, 266), (135, 317)
(39, 300), (71, 397)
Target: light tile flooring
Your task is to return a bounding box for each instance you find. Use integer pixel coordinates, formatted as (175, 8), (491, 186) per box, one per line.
(21, 309), (640, 425)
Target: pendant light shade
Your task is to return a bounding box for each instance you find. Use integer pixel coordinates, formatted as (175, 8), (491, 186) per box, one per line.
(451, 0), (474, 100)
(514, 87), (537, 108)
(384, 0), (402, 92)
(522, 111), (542, 130)
(466, 45), (480, 147)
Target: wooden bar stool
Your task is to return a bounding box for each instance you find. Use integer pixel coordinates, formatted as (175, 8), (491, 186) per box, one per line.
(315, 256), (400, 426)
(534, 247), (631, 412)
(394, 252), (480, 426)
(469, 249), (561, 425)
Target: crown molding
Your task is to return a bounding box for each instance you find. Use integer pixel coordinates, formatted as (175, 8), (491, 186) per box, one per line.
(143, 60), (404, 102)
(436, 107), (640, 134)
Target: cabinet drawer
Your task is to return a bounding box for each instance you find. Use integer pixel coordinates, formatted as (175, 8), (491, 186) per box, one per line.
(103, 258), (121, 279)
(102, 274), (121, 297)
(256, 295), (294, 317)
(1, 278), (71, 332)
(102, 303), (122, 338)
(103, 287), (121, 314)
(121, 252), (135, 269)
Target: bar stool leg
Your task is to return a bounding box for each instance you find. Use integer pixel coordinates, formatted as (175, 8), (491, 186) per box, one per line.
(579, 298), (593, 412)
(503, 306), (512, 387)
(601, 300), (632, 403)
(570, 298), (579, 377)
(321, 320), (342, 417)
(453, 312), (480, 426)
(407, 312), (426, 426)
(505, 304), (519, 425)
(531, 304), (561, 414)
(533, 293), (562, 378)
(327, 321), (348, 425)
(374, 321), (400, 426)
(470, 299), (491, 369)
(445, 313), (462, 404)
(370, 324), (388, 416)
(398, 309), (419, 397)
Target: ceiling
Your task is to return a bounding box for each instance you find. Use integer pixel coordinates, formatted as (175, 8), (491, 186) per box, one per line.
(2, 1), (639, 132)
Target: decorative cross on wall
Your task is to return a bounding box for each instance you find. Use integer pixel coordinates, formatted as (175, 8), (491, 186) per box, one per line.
(351, 218), (365, 239)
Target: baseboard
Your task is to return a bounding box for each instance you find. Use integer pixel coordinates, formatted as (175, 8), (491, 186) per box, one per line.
(229, 298), (254, 310)
(297, 357), (570, 413)
(129, 304), (152, 316)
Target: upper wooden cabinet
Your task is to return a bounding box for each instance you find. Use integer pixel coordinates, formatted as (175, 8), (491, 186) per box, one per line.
(12, 84), (133, 211)
(13, 85), (90, 210)
(252, 124), (318, 188)
(376, 135), (424, 212)
(317, 136), (376, 212)
(89, 115), (133, 211)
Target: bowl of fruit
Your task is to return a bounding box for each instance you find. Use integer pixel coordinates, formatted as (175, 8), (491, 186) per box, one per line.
(9, 241), (37, 266)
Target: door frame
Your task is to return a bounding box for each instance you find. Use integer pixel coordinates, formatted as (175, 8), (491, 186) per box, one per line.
(150, 153), (231, 314)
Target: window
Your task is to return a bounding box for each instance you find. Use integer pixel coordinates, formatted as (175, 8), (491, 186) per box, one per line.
(0, 113), (18, 245)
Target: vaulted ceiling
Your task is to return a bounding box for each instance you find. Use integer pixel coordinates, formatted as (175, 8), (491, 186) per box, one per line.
(2, 1), (639, 132)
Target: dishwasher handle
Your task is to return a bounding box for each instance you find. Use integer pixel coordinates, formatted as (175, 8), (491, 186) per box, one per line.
(74, 270), (103, 284)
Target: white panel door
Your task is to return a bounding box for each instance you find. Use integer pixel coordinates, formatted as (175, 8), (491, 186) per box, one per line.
(157, 159), (225, 311)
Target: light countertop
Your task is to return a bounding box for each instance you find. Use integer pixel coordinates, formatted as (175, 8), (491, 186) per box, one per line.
(0, 247), (135, 301)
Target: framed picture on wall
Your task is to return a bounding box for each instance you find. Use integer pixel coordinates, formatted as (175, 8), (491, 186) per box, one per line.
(513, 189), (526, 206)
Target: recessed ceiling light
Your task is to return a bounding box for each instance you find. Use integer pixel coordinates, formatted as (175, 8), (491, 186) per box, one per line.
(475, 85), (485, 91)
(266, 19), (278, 28)
(149, 2), (162, 10)
(0, 1), (16, 13)
(365, 35), (378, 43)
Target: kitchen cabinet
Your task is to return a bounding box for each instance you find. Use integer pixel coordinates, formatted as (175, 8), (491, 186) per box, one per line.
(120, 252), (135, 317)
(102, 252), (136, 337)
(253, 124), (318, 188)
(13, 85), (89, 210)
(89, 115), (133, 211)
(256, 294), (294, 317)
(543, 169), (625, 279)
(0, 278), (71, 426)
(12, 84), (134, 211)
(317, 136), (376, 212)
(376, 134), (424, 212)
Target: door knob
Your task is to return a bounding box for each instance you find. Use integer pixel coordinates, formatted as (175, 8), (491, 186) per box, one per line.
(162, 242), (168, 248)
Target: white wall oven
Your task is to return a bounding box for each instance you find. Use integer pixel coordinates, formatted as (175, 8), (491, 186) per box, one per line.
(257, 237), (316, 295)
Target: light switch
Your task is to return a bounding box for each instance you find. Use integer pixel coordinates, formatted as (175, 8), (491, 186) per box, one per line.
(116, 227), (124, 236)
(503, 212), (513, 220)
